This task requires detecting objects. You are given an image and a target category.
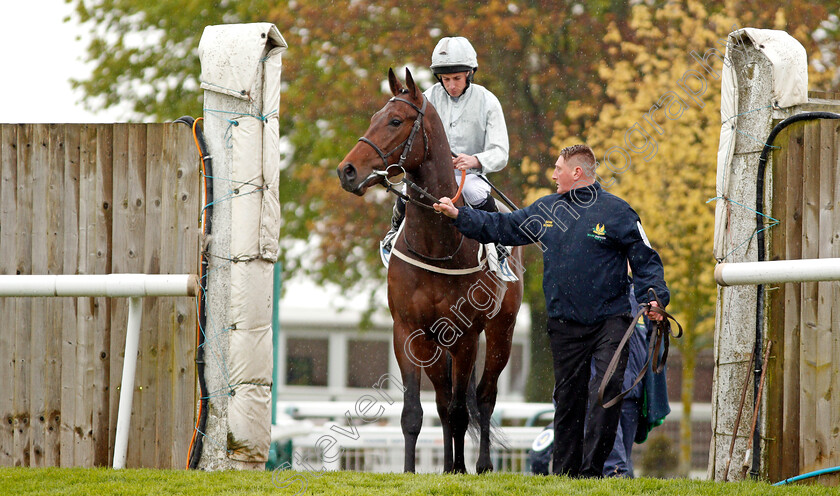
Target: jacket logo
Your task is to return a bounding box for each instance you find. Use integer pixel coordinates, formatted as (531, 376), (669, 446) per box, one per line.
(543, 220), (554, 228)
(587, 223), (607, 242)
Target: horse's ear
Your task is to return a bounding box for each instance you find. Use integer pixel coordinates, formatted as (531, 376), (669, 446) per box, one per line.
(404, 67), (422, 100)
(388, 68), (404, 96)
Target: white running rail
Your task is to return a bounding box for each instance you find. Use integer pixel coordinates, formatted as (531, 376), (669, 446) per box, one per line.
(715, 258), (840, 286)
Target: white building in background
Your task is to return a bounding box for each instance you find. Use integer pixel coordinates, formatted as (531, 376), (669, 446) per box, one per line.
(276, 278), (531, 403)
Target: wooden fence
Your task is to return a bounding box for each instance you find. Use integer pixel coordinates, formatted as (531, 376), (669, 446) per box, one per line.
(766, 105), (840, 482)
(0, 123), (200, 468)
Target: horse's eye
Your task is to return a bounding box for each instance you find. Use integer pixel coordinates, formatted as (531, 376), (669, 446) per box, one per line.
(390, 119), (402, 127)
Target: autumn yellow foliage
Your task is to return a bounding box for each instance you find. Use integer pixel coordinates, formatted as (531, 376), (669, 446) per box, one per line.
(555, 1), (733, 333)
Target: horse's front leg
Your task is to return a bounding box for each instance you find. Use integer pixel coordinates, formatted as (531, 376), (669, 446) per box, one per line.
(449, 339), (478, 474)
(397, 363), (423, 473)
(395, 325), (438, 473)
(475, 377), (499, 474)
(401, 386), (422, 472)
(474, 322), (513, 474)
(426, 351), (454, 472)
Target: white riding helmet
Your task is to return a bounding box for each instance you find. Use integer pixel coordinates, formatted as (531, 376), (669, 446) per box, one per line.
(430, 37), (478, 76)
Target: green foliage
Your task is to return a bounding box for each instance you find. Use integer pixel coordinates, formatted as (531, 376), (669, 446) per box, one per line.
(71, 0), (264, 120)
(69, 0), (629, 401)
(0, 467), (833, 495)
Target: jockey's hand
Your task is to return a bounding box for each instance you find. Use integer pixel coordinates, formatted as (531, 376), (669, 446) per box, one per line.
(434, 197), (459, 219)
(453, 154), (480, 171)
(647, 300), (665, 321)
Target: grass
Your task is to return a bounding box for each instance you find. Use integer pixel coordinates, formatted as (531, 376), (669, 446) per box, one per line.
(0, 467), (833, 495)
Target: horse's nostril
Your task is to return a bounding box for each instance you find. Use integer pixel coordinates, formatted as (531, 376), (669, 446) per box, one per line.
(343, 164), (357, 180)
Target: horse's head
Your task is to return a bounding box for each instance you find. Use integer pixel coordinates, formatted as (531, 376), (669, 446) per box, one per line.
(337, 68), (429, 196)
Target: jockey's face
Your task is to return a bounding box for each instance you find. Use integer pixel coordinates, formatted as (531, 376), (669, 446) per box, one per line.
(440, 72), (469, 97)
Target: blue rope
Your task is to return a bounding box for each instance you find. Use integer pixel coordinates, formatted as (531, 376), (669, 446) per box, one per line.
(203, 173), (263, 188)
(200, 324), (235, 388)
(722, 103), (774, 125)
(197, 261), (235, 388)
(204, 107), (278, 122)
(707, 196), (780, 261)
(202, 105), (279, 151)
(734, 128), (782, 150)
(196, 260), (256, 400)
(194, 427), (233, 454)
(204, 108), (247, 118)
(261, 108), (278, 121)
(201, 381), (269, 400)
(199, 185), (268, 221)
(202, 383), (237, 400)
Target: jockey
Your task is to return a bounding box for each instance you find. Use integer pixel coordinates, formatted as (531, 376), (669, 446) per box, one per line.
(381, 36), (514, 280)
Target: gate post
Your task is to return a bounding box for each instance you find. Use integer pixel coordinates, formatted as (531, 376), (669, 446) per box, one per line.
(710, 28), (806, 481)
(197, 23), (287, 470)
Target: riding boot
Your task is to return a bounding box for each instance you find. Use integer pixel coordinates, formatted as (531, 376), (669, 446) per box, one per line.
(473, 193), (498, 214)
(380, 197), (406, 267)
(472, 194), (516, 281)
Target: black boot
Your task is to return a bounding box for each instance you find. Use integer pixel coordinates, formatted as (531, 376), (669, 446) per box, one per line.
(473, 193), (499, 214)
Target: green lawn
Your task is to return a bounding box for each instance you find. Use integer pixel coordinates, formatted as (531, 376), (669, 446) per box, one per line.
(0, 467), (831, 495)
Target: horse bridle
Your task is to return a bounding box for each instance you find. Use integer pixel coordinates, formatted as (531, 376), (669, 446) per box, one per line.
(357, 92), (473, 264)
(357, 93), (440, 211)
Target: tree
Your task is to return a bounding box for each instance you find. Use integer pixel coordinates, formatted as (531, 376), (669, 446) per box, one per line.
(259, 1), (636, 402)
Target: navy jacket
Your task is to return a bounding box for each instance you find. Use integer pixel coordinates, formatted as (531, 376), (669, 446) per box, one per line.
(453, 183), (669, 325)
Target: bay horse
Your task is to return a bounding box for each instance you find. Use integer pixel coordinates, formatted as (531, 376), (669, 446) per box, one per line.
(337, 68), (524, 474)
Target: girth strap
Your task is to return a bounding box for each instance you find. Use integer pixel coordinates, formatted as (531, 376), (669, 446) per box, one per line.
(390, 246), (486, 276)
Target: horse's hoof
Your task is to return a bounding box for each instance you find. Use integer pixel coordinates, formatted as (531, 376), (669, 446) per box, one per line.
(476, 462), (494, 474)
